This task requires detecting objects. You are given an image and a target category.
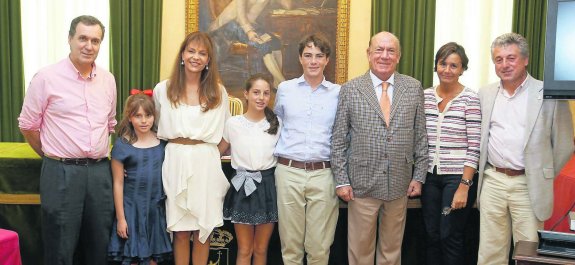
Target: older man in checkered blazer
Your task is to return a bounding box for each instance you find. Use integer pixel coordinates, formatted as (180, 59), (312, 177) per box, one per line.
(331, 31), (428, 265)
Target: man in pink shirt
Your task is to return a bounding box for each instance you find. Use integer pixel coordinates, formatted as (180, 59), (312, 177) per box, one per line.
(18, 15), (117, 265)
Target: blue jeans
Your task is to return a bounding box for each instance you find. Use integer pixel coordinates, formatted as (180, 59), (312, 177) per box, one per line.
(421, 169), (477, 265)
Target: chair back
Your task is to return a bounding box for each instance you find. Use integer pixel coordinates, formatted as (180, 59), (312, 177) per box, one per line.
(229, 96), (244, 116)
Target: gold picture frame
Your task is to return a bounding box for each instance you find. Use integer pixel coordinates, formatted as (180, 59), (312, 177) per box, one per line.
(185, 0), (350, 87)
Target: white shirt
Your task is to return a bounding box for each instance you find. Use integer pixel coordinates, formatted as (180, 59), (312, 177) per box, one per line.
(223, 115), (281, 171)
(370, 71), (395, 104)
(487, 78), (529, 170)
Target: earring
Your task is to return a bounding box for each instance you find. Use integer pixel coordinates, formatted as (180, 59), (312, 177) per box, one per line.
(205, 65), (209, 70)
(181, 60), (184, 66)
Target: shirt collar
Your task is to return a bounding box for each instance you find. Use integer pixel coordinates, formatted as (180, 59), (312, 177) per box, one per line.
(434, 86), (442, 101)
(498, 74), (529, 98)
(369, 70), (395, 88)
(434, 85), (465, 101)
(66, 57), (97, 80)
(297, 75), (329, 89)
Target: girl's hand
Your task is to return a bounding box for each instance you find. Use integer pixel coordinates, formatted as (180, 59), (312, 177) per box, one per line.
(117, 219), (129, 239)
(451, 184), (469, 209)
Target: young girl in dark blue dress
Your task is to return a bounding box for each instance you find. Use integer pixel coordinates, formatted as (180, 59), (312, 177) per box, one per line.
(108, 93), (172, 265)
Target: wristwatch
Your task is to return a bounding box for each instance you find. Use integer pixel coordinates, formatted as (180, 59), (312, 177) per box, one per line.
(460, 178), (473, 186)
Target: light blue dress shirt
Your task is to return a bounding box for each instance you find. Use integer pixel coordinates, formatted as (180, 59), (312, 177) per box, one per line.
(274, 75), (341, 161)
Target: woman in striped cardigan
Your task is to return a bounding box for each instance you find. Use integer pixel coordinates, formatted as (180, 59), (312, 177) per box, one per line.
(421, 42), (481, 265)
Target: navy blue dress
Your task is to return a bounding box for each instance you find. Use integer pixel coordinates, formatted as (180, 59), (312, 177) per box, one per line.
(108, 138), (172, 265)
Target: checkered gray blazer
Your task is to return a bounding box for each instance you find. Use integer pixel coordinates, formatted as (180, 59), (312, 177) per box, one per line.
(331, 71), (428, 201)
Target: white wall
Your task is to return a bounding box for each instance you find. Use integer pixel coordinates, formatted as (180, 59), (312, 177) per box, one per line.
(433, 0), (514, 90)
(20, 0), (110, 90)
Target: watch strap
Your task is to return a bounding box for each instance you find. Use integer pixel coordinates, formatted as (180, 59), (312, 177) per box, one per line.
(460, 178), (473, 186)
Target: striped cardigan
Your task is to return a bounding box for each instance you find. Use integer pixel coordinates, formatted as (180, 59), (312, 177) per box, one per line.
(424, 86), (481, 174)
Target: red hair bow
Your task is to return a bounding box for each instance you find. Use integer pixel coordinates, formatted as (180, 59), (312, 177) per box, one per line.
(130, 89), (153, 97)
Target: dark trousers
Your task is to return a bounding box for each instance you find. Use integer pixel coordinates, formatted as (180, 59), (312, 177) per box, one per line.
(40, 157), (114, 265)
(421, 170), (477, 265)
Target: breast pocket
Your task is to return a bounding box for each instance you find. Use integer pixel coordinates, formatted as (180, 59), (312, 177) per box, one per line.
(90, 99), (113, 126)
(393, 95), (419, 128)
(313, 98), (338, 124)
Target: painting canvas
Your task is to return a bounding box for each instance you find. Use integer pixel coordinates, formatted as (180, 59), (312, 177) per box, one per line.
(186, 0), (349, 99)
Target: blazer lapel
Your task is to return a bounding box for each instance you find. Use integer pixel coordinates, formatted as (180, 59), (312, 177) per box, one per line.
(356, 72), (386, 121)
(389, 73), (406, 123)
(480, 84), (498, 152)
(524, 75), (543, 149)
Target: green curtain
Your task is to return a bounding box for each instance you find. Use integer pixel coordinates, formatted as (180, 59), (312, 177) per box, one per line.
(0, 0), (24, 142)
(371, 0), (436, 88)
(513, 0), (547, 80)
(110, 0), (163, 116)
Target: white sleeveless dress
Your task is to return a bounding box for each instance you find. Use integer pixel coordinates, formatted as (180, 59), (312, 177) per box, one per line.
(153, 80), (230, 243)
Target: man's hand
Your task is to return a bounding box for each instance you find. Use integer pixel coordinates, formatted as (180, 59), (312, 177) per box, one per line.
(20, 129), (43, 157)
(407, 180), (422, 197)
(336, 186), (354, 202)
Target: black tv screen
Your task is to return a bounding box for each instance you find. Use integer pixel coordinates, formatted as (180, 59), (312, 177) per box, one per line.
(543, 0), (575, 99)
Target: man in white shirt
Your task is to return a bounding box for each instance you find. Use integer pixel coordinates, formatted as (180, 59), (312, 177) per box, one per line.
(477, 32), (574, 264)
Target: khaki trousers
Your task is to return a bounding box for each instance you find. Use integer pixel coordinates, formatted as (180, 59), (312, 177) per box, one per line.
(348, 196), (408, 265)
(477, 167), (542, 265)
(275, 164), (339, 265)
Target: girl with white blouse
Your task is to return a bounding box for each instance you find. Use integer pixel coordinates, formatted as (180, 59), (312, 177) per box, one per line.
(218, 74), (281, 265)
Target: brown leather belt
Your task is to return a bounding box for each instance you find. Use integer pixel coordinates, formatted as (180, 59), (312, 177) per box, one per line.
(45, 155), (108, 166)
(277, 157), (331, 171)
(168, 138), (205, 145)
(490, 164), (525, 176)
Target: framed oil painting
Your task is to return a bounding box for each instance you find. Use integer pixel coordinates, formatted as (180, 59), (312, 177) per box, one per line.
(186, 0), (350, 99)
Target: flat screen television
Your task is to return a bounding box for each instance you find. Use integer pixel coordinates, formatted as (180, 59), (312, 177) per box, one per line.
(543, 0), (575, 99)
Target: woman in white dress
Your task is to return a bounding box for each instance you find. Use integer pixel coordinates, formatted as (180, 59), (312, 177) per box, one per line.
(218, 74), (280, 265)
(153, 31), (230, 265)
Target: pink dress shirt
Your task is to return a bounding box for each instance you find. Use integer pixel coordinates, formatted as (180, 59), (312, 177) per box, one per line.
(18, 58), (117, 159)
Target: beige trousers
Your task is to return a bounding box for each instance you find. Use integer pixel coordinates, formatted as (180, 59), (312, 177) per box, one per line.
(348, 196), (408, 265)
(477, 167), (542, 265)
(275, 164), (339, 265)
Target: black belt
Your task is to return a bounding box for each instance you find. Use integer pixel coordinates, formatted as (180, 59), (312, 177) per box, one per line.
(46, 156), (108, 166)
